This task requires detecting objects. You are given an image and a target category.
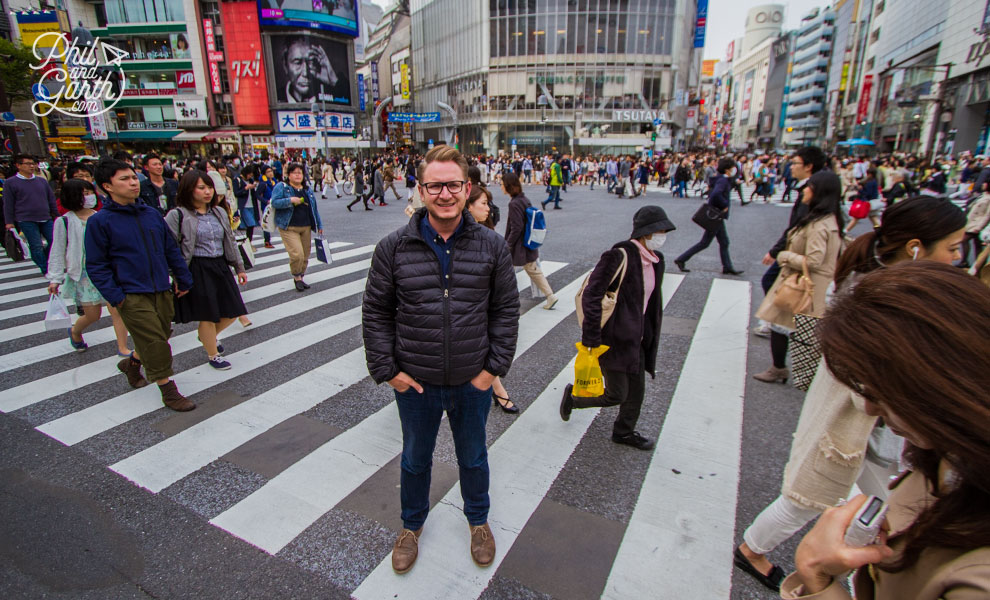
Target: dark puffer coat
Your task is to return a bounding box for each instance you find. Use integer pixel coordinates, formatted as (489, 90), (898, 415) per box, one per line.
(580, 240), (664, 376)
(363, 208), (520, 386)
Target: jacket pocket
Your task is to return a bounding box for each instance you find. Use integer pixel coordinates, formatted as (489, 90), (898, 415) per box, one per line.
(811, 432), (866, 486)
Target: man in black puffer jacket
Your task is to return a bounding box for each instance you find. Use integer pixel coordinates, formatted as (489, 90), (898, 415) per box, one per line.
(362, 145), (519, 575)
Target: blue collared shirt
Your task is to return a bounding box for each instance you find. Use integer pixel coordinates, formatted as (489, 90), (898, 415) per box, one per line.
(419, 215), (465, 287)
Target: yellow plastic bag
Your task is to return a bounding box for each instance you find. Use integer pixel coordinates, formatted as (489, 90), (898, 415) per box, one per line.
(572, 342), (609, 397)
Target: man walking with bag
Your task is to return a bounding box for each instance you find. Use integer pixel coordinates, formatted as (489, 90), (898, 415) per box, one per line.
(3, 154), (58, 275)
(673, 157), (744, 275)
(559, 205), (675, 450)
(362, 145), (520, 574)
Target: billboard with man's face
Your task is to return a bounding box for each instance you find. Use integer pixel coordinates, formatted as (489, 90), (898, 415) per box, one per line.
(267, 33), (353, 107)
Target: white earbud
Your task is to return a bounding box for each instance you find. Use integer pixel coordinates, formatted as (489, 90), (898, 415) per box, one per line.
(912, 246), (919, 261)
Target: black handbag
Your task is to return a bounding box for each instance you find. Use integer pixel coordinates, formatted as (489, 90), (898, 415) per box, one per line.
(691, 203), (724, 233)
(4, 229), (25, 261)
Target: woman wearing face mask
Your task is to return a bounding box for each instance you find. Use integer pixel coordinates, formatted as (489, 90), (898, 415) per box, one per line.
(502, 172), (558, 310)
(674, 157), (744, 275)
(780, 261), (990, 600)
(46, 179), (132, 356)
(733, 196), (966, 593)
(558, 205), (675, 451)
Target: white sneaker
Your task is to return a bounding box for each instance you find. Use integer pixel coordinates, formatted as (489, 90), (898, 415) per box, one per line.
(752, 323), (771, 338)
(544, 294), (559, 310)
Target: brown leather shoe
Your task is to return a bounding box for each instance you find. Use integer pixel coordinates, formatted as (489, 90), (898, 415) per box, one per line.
(117, 357), (148, 388)
(158, 380), (195, 412)
(470, 523), (496, 567)
(391, 528), (422, 574)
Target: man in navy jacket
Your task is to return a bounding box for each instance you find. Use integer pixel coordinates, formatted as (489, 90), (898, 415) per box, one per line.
(85, 159), (195, 411)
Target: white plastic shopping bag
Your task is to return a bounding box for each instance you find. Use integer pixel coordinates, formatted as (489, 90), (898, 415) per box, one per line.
(44, 294), (71, 331)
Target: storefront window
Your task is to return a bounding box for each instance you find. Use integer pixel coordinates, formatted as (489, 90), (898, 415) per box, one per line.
(106, 0), (184, 24)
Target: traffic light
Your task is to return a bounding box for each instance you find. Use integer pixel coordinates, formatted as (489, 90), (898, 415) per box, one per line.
(699, 98), (705, 105)
(651, 132), (657, 142)
(352, 130), (358, 139)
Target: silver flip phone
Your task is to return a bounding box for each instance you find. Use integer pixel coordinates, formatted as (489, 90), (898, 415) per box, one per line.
(843, 495), (888, 547)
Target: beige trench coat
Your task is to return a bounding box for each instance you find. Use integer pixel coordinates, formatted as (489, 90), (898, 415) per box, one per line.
(756, 216), (843, 329)
(781, 466), (990, 599)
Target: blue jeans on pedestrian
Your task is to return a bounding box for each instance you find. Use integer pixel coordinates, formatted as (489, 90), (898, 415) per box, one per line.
(543, 185), (561, 208)
(674, 180), (687, 197)
(17, 220), (54, 275)
(675, 221), (735, 271)
(395, 381), (492, 531)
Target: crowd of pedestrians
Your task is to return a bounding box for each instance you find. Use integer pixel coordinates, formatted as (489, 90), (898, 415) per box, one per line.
(3, 139), (989, 599)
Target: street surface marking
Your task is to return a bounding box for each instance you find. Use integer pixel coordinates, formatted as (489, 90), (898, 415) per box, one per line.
(210, 268), (592, 555)
(351, 273), (684, 600)
(108, 262), (566, 494)
(602, 278), (751, 600)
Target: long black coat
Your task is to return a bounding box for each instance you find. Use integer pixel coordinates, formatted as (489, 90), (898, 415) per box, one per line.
(580, 240), (664, 376)
(363, 208), (520, 386)
(503, 192), (539, 266)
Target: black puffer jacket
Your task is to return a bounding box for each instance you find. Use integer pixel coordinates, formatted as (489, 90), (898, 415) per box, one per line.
(363, 208), (520, 386)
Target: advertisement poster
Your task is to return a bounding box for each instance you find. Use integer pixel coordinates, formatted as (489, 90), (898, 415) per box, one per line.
(221, 1), (272, 126)
(258, 0), (359, 38)
(740, 70), (754, 122)
(268, 33), (352, 106)
(857, 74), (874, 123)
(276, 110), (354, 133)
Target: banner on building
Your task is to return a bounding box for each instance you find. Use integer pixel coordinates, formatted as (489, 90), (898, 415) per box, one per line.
(693, 0), (709, 48)
(267, 33), (353, 106)
(726, 39), (735, 62)
(740, 70), (755, 122)
(276, 110), (355, 133)
(357, 73), (366, 111)
(857, 74), (873, 122)
(702, 60), (718, 78)
(388, 112), (439, 123)
(258, 0), (360, 38)
(400, 63), (410, 99)
(88, 104), (108, 141)
(176, 70), (196, 91)
(221, 1), (272, 127)
(173, 98), (208, 126)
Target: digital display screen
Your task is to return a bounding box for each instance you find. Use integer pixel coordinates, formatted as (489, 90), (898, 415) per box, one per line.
(859, 497), (883, 525)
(258, 0), (359, 38)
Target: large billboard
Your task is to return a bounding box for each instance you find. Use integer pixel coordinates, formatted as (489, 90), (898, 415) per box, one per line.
(740, 70), (755, 122)
(222, 1), (272, 127)
(266, 33), (353, 107)
(259, 0), (359, 38)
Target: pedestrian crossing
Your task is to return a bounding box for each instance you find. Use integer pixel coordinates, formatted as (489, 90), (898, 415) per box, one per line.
(0, 239), (758, 599)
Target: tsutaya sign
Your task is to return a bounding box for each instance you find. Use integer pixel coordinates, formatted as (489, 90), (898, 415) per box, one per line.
(613, 110), (667, 122)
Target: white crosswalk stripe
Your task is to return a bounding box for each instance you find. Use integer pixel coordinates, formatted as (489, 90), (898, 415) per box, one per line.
(0, 237), (758, 599)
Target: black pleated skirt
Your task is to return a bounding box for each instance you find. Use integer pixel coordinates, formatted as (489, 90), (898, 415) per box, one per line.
(174, 256), (247, 324)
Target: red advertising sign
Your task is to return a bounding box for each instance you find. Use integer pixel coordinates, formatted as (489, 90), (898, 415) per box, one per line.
(208, 51), (224, 63)
(209, 61), (222, 94)
(176, 70), (196, 89)
(202, 19), (216, 52)
(219, 1), (271, 127)
(857, 74), (873, 122)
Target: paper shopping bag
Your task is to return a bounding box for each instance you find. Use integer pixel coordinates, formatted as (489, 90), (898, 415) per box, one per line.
(572, 342), (609, 397)
(314, 236), (333, 264)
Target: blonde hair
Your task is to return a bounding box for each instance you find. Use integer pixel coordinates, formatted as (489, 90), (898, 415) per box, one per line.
(417, 145), (469, 182)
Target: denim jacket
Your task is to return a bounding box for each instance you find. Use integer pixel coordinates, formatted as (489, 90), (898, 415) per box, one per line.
(270, 182), (323, 231)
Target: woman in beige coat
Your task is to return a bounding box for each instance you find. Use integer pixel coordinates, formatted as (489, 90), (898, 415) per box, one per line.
(781, 261), (990, 599)
(753, 171), (844, 384)
(734, 196), (968, 593)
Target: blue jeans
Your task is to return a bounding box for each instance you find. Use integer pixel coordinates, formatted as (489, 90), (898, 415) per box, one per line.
(543, 185), (561, 208)
(17, 220), (54, 275)
(674, 180), (687, 197)
(395, 381), (492, 531)
(675, 221), (735, 271)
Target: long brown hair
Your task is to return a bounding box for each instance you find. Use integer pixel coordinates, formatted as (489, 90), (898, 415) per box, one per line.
(820, 261), (990, 571)
(834, 196), (966, 288)
(176, 169), (217, 210)
(467, 184), (494, 229)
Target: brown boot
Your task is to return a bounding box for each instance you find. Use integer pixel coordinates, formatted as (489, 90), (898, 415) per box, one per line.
(470, 523), (496, 567)
(158, 380), (195, 412)
(117, 357), (148, 388)
(391, 528), (422, 574)
(752, 366), (790, 384)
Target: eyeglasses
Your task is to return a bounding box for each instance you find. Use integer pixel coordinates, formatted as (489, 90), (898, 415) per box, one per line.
(422, 180), (466, 195)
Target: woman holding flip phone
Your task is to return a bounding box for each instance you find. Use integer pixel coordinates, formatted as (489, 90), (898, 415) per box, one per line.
(778, 262), (990, 599)
(270, 162), (324, 292)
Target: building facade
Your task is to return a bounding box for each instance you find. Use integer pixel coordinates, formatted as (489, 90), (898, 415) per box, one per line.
(936, 0), (990, 155)
(781, 7), (834, 147)
(410, 0), (703, 156)
(727, 4), (783, 150)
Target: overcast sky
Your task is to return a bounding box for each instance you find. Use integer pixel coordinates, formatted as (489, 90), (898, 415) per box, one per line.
(367, 0), (828, 62)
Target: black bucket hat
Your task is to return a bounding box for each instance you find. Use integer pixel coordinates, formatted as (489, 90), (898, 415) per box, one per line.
(631, 205), (676, 238)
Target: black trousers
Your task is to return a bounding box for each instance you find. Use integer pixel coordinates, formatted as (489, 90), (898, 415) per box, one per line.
(571, 356), (646, 437)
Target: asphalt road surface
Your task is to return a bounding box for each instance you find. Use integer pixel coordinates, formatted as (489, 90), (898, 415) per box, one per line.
(0, 180), (875, 599)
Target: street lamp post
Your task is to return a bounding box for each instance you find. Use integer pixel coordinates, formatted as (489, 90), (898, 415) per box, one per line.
(538, 94), (548, 157)
(437, 101), (457, 149)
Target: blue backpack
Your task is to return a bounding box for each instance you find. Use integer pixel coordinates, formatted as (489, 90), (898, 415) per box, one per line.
(524, 206), (547, 249)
